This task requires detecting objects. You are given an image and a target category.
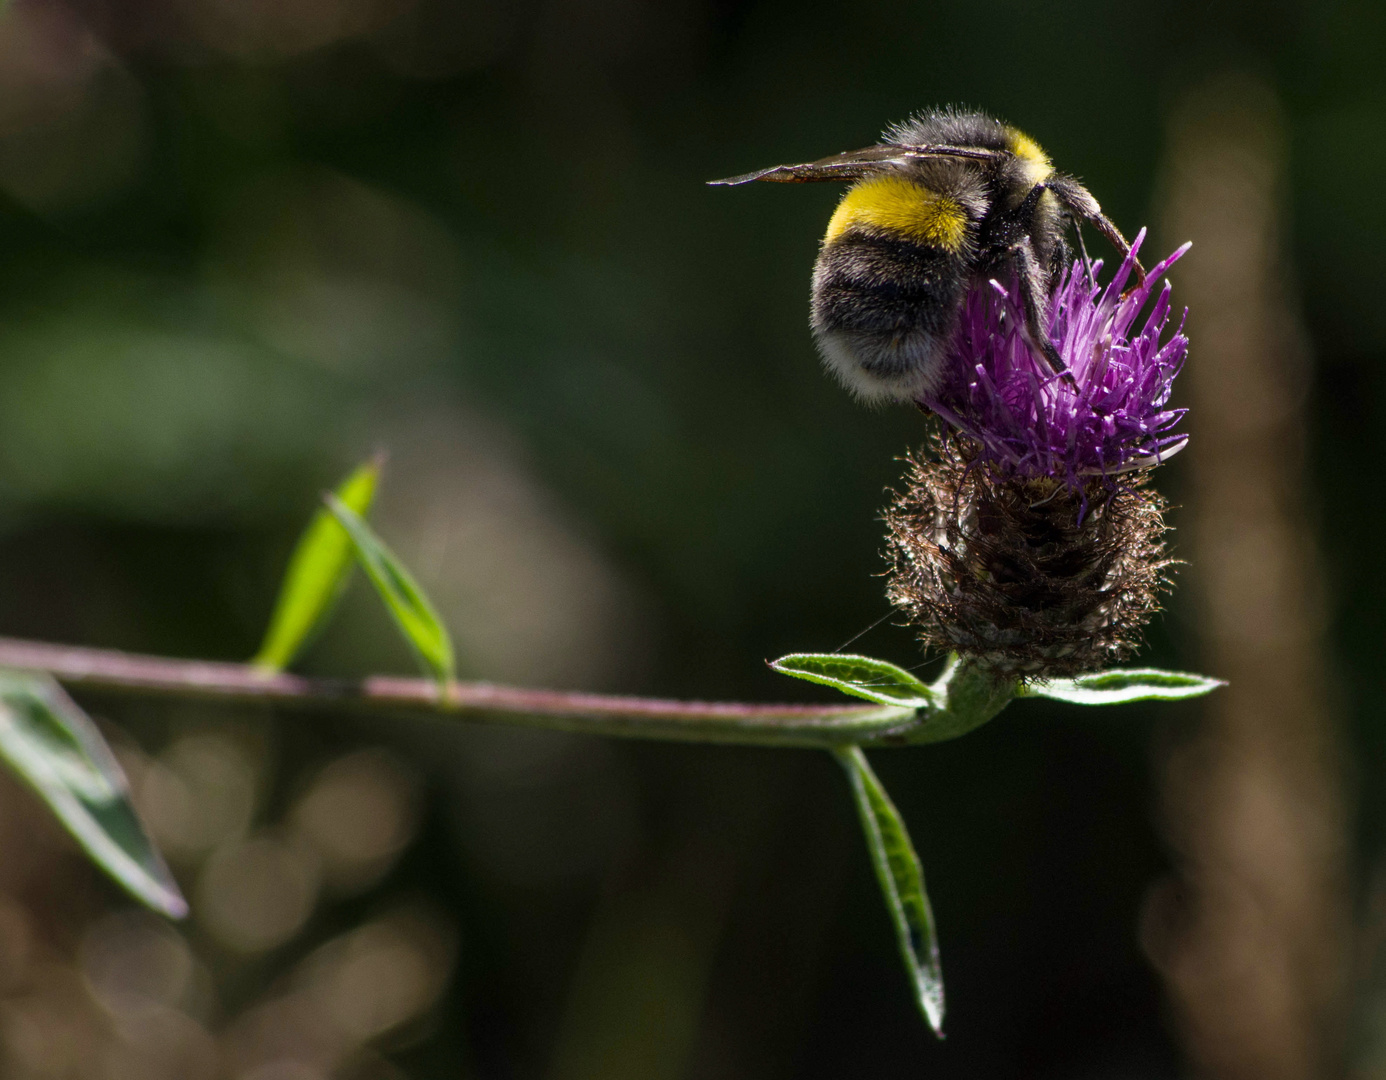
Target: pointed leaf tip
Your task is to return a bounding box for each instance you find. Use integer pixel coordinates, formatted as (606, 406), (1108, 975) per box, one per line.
(770, 653), (937, 709)
(253, 458), (382, 673)
(0, 672), (185, 917)
(835, 746), (945, 1036)
(1022, 667), (1225, 706)
(324, 495), (456, 691)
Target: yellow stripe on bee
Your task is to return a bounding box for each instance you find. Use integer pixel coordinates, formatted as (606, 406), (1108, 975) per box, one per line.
(1003, 126), (1054, 186)
(823, 175), (968, 252)
(1003, 127), (1051, 166)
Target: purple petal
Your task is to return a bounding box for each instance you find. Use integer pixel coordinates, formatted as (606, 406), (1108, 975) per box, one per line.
(920, 234), (1191, 484)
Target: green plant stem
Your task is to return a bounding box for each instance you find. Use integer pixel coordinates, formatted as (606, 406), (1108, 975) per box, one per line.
(0, 636), (930, 748)
(907, 657), (1019, 744)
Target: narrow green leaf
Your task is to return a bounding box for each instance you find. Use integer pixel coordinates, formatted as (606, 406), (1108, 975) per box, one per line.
(834, 745), (944, 1036)
(0, 672), (186, 917)
(1021, 667), (1226, 706)
(253, 457), (382, 673)
(325, 495), (456, 690)
(770, 653), (937, 708)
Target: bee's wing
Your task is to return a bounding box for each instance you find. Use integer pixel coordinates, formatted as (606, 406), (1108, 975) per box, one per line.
(709, 143), (999, 186)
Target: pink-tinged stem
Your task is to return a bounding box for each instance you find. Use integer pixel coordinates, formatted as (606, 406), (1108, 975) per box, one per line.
(0, 637), (915, 748)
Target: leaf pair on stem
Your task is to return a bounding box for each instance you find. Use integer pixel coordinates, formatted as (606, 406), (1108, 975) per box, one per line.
(253, 456), (455, 692)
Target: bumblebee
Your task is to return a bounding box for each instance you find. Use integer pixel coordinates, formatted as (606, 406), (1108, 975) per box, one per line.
(712, 108), (1143, 404)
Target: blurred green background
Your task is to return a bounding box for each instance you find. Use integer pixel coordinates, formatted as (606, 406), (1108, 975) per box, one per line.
(0, 0), (1380, 1076)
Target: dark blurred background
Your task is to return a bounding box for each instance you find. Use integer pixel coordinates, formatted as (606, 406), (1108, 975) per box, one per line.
(0, 0), (1379, 1076)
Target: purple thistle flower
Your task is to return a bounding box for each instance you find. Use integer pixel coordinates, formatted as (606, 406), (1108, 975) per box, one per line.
(923, 230), (1191, 485)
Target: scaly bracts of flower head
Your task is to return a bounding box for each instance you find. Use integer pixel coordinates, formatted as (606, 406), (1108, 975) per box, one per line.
(923, 231), (1191, 486)
(884, 437), (1175, 677)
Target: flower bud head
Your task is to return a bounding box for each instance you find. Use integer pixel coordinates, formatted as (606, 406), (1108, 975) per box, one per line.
(885, 235), (1188, 677)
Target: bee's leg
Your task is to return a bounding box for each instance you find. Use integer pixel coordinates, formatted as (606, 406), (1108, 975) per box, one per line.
(1072, 217), (1094, 284)
(1046, 174), (1146, 287)
(1010, 238), (1074, 381)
